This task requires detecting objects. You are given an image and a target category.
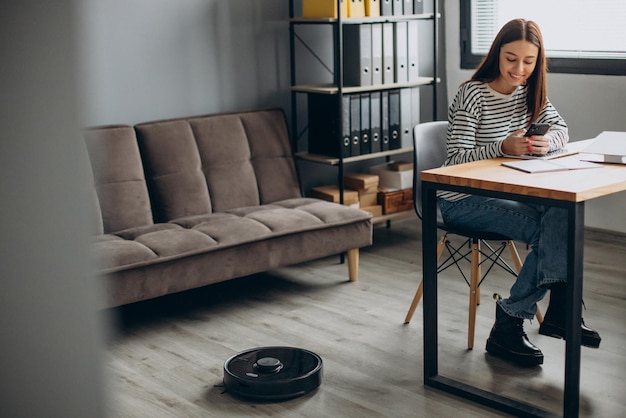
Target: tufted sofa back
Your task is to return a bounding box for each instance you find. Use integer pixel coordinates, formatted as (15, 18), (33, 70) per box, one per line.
(134, 109), (301, 222)
(83, 125), (154, 234)
(84, 109), (302, 231)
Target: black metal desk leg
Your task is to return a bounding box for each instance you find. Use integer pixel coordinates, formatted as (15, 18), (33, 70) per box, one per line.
(422, 181), (439, 380)
(564, 201), (585, 417)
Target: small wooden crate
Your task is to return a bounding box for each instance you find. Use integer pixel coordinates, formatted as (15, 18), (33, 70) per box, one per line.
(377, 188), (413, 214)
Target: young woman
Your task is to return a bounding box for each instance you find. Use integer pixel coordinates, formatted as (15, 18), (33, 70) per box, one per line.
(439, 19), (601, 367)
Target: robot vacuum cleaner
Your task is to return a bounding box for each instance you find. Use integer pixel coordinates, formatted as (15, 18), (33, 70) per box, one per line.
(223, 346), (323, 400)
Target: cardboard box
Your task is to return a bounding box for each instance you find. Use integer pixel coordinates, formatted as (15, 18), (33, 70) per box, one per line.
(344, 172), (379, 190)
(377, 188), (413, 214)
(311, 185), (359, 206)
(369, 161), (413, 190)
(359, 191), (378, 207)
(302, 0), (348, 18)
(388, 161), (414, 171)
(361, 205), (383, 217)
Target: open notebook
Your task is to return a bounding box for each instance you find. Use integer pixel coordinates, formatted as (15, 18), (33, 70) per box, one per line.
(502, 158), (602, 173)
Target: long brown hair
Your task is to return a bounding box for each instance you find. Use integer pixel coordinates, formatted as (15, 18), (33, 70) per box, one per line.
(471, 19), (547, 126)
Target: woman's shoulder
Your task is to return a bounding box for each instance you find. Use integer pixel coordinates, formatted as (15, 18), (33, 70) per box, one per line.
(458, 80), (487, 92)
(452, 81), (488, 108)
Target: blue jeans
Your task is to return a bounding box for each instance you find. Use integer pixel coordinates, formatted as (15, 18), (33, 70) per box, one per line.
(438, 196), (568, 320)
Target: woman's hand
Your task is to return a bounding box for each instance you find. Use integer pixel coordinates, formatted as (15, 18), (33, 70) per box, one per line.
(501, 129), (551, 156)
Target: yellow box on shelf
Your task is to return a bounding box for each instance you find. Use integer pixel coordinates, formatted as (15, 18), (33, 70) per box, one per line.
(348, 0), (366, 17)
(364, 0), (381, 17)
(302, 0), (348, 18)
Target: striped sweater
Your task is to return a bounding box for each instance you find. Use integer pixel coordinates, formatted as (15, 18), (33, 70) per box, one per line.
(439, 81), (569, 201)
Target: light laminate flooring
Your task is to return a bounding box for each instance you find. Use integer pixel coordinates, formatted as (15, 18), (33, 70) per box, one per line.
(105, 218), (626, 417)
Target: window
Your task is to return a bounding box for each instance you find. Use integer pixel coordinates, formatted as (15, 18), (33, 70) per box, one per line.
(461, 0), (626, 75)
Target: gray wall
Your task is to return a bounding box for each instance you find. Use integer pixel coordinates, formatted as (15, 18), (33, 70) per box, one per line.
(443, 2), (626, 234)
(80, 0), (291, 126)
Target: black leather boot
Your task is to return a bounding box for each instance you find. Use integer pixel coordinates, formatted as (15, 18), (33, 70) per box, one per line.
(486, 304), (544, 367)
(538, 283), (601, 348)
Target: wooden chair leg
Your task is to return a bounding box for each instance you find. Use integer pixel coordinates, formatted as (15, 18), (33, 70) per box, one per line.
(404, 281), (423, 324)
(506, 240), (543, 323)
(507, 240), (523, 273)
(347, 248), (359, 282)
(468, 239), (481, 349)
(404, 233), (447, 324)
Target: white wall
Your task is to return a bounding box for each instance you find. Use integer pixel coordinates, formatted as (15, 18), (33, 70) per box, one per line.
(444, 1), (626, 234)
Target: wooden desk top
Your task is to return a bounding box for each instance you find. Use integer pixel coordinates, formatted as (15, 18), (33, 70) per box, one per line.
(421, 157), (626, 202)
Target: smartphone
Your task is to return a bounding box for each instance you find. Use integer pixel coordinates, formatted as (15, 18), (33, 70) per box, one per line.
(524, 123), (550, 137)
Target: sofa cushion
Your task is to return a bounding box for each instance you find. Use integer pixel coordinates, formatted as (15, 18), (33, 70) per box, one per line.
(239, 111), (301, 204)
(134, 120), (212, 222)
(189, 115), (260, 211)
(94, 198), (371, 274)
(83, 125), (153, 233)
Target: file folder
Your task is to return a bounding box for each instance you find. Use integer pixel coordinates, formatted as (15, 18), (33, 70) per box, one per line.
(411, 87), (421, 133)
(370, 91), (382, 153)
(394, 22), (408, 84)
(403, 0), (413, 14)
(407, 20), (420, 82)
(382, 23), (395, 84)
(365, 0), (381, 17)
(343, 24), (372, 87)
(371, 23), (383, 86)
(360, 93), (371, 155)
(302, 0), (348, 18)
(342, 94), (352, 158)
(307, 94), (350, 158)
(389, 89), (401, 150)
(348, 0), (366, 17)
(381, 90), (390, 151)
(400, 88), (412, 148)
(381, 0), (393, 15)
(350, 94), (361, 156)
(393, 0), (403, 15)
(414, 0), (424, 14)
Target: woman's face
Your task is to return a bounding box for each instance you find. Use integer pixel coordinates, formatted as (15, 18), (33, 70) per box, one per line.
(491, 40), (539, 94)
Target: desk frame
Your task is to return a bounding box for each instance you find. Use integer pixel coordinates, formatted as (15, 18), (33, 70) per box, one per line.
(422, 181), (584, 418)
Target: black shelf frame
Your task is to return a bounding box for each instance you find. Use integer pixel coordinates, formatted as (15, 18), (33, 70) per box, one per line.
(288, 0), (439, 209)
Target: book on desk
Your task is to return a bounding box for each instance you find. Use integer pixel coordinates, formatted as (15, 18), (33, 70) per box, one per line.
(579, 131), (626, 164)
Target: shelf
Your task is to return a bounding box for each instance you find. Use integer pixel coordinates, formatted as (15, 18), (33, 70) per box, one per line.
(289, 13), (438, 25)
(290, 78), (438, 95)
(297, 147), (413, 165)
(372, 209), (414, 225)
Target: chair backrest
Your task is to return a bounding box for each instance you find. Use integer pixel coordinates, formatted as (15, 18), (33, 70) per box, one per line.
(412, 121), (448, 220)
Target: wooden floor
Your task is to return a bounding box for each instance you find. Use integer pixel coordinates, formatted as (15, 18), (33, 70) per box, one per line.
(105, 218), (626, 417)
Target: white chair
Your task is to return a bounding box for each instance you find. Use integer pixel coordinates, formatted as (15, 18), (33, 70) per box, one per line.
(404, 121), (543, 349)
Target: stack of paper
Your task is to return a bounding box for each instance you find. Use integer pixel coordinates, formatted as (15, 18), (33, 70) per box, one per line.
(579, 131), (626, 164)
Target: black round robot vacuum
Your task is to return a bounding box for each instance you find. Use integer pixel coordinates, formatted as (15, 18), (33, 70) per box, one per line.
(223, 346), (323, 401)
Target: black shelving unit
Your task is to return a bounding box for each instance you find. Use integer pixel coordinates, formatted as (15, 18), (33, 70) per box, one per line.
(288, 0), (439, 224)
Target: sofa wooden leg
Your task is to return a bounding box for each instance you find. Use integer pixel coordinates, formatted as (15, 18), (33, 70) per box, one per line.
(347, 248), (359, 282)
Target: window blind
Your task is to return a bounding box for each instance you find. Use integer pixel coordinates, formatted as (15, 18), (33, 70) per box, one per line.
(470, 0), (626, 60)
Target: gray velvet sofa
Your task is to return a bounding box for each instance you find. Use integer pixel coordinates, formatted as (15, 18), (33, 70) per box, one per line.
(84, 109), (373, 308)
